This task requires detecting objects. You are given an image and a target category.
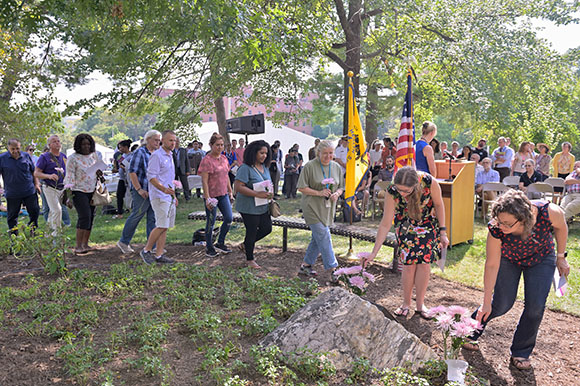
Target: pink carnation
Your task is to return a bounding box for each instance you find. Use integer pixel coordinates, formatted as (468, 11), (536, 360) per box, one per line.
(362, 271), (375, 282)
(349, 275), (366, 289)
(173, 180), (183, 189)
(465, 317), (483, 331)
(333, 267), (348, 276)
(321, 178), (335, 185)
(207, 197), (218, 207)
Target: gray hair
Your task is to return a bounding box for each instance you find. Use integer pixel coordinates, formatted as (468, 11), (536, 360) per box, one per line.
(7, 138), (20, 147)
(316, 140), (335, 158)
(144, 129), (161, 141)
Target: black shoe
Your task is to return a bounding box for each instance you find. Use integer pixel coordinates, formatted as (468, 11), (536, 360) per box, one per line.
(214, 243), (232, 254)
(155, 254), (175, 264)
(140, 249), (156, 265)
(205, 249), (219, 258)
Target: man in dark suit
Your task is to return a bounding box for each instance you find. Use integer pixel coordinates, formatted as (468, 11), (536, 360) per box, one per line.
(173, 137), (192, 201)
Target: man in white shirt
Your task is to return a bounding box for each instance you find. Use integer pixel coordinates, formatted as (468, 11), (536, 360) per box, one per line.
(334, 137), (348, 174)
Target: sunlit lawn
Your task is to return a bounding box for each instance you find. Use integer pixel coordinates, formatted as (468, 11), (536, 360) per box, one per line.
(2, 193), (578, 315)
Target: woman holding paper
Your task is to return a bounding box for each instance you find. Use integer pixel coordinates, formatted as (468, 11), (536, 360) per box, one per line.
(234, 140), (274, 268)
(463, 190), (569, 370)
(361, 166), (448, 319)
(296, 140), (344, 283)
(63, 133), (103, 254)
(198, 132), (234, 257)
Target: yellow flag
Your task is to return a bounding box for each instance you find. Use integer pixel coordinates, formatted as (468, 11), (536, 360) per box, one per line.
(345, 77), (370, 207)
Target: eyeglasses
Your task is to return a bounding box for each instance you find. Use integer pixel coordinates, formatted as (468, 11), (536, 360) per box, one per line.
(525, 165), (533, 168)
(394, 185), (414, 195)
(497, 219), (519, 229)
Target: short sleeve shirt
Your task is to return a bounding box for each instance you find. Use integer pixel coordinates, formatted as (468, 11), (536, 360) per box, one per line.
(298, 160), (345, 226)
(519, 171), (543, 187)
(36, 152), (67, 189)
(488, 201), (555, 267)
(235, 164), (272, 215)
(63, 152), (99, 193)
(0, 151), (36, 198)
(198, 154), (230, 197)
(147, 148), (175, 202)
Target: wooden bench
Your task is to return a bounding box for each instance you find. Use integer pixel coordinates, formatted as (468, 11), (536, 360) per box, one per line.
(188, 211), (398, 266)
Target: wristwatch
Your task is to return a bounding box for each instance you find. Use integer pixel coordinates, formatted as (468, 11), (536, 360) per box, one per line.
(557, 252), (567, 258)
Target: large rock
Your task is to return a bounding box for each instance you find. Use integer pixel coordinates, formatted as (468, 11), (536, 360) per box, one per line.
(260, 287), (436, 371)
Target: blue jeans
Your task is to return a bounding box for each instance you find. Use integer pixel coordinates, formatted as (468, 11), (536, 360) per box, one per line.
(303, 222), (338, 270)
(119, 189), (156, 245)
(41, 189), (70, 226)
(470, 255), (555, 358)
(204, 195), (233, 251)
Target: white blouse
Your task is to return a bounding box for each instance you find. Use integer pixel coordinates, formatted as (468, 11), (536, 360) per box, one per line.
(64, 152), (99, 193)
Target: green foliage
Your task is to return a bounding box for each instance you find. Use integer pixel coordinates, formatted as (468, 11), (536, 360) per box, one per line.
(379, 366), (430, 386)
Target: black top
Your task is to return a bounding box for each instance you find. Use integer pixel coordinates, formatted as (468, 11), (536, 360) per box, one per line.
(519, 171), (543, 187)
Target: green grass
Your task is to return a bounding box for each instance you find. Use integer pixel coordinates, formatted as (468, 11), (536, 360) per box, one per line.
(2, 194), (578, 314)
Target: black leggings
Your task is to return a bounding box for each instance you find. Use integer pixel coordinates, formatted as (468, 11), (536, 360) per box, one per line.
(116, 179), (127, 215)
(72, 191), (96, 230)
(240, 212), (272, 261)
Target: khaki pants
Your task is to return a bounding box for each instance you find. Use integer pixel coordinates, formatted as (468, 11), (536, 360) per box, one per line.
(476, 188), (496, 217)
(561, 193), (580, 219)
(42, 185), (63, 233)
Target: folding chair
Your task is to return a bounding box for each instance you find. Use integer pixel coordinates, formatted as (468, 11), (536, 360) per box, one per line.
(544, 177), (566, 204)
(502, 175), (520, 189)
(526, 182), (553, 200)
(371, 181), (390, 220)
(481, 182), (509, 220)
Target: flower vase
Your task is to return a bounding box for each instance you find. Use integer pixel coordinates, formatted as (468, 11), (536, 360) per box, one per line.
(445, 359), (468, 385)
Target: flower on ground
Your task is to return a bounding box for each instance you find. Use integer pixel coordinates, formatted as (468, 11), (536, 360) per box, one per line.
(450, 321), (476, 338)
(425, 305), (447, 318)
(362, 271), (375, 282)
(435, 313), (454, 330)
(349, 276), (365, 289)
(431, 305), (483, 360)
(447, 305), (469, 318)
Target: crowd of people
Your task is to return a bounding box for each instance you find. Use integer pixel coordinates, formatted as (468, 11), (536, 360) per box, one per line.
(0, 128), (574, 371)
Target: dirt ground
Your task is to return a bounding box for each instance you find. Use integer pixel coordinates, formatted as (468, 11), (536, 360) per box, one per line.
(1, 243), (579, 386)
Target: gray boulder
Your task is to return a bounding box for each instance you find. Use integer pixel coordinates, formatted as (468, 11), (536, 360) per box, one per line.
(260, 287), (436, 371)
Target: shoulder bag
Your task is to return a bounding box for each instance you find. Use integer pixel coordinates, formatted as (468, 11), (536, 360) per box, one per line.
(252, 166), (281, 217)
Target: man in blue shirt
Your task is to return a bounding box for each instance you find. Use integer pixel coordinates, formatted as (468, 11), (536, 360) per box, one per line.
(117, 130), (161, 254)
(475, 157), (501, 215)
(0, 139), (41, 234)
(491, 137), (514, 182)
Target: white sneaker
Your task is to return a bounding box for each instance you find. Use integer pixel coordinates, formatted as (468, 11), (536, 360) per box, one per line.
(117, 241), (134, 254)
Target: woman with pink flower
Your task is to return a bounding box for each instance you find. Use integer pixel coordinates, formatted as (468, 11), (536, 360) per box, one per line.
(297, 140), (345, 282)
(361, 166), (449, 318)
(234, 140), (274, 269)
(198, 133), (234, 257)
(464, 190), (569, 370)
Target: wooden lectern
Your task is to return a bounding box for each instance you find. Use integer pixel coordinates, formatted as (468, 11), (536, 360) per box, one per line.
(435, 160), (475, 246)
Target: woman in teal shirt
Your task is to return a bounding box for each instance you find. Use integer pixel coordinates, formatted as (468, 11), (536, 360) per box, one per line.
(234, 140), (274, 269)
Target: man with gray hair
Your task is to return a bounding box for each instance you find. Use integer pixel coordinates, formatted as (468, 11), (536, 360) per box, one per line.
(117, 130), (161, 254)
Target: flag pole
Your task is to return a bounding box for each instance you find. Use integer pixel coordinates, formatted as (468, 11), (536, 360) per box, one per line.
(342, 71), (357, 261)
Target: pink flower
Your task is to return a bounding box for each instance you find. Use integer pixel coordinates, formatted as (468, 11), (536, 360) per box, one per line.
(362, 271), (375, 282)
(450, 321), (475, 338)
(357, 252), (371, 259)
(342, 265), (363, 275)
(447, 305), (469, 318)
(465, 317), (483, 331)
(349, 275), (366, 289)
(207, 198), (218, 207)
(173, 180), (183, 189)
(333, 267), (348, 276)
(321, 178), (335, 185)
(426, 305), (448, 318)
(435, 313), (454, 330)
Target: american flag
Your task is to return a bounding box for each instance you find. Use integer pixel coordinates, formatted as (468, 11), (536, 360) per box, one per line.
(394, 69), (415, 171)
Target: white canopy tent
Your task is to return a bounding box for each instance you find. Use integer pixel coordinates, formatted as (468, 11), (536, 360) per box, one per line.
(193, 121), (331, 158)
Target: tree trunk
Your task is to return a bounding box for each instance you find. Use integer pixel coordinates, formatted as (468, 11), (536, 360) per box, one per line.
(342, 0), (362, 135)
(214, 96), (230, 145)
(365, 83), (378, 144)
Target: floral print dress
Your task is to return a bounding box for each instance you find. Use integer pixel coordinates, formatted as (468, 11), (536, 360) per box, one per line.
(387, 173), (441, 265)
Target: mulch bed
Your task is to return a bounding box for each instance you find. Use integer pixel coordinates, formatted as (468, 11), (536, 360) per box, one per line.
(1, 243), (578, 385)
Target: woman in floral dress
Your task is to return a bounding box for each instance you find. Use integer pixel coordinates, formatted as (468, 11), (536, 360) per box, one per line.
(362, 166), (449, 318)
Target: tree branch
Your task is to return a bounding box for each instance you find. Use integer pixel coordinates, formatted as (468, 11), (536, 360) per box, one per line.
(333, 0), (351, 36)
(325, 51), (347, 70)
(362, 8), (383, 20)
(332, 42), (347, 49)
(421, 25), (456, 42)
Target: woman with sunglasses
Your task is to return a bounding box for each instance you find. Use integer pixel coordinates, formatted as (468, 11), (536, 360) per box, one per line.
(518, 159), (543, 198)
(361, 166), (449, 318)
(463, 189), (569, 370)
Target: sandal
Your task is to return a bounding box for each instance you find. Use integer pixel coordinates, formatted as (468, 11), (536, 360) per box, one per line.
(393, 306), (410, 317)
(510, 356), (532, 370)
(463, 340), (480, 351)
(415, 306), (433, 320)
(298, 264), (317, 277)
(247, 260), (261, 269)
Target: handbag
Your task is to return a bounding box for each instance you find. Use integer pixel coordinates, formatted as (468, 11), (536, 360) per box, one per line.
(91, 180), (112, 206)
(60, 189), (73, 209)
(269, 200), (281, 217)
